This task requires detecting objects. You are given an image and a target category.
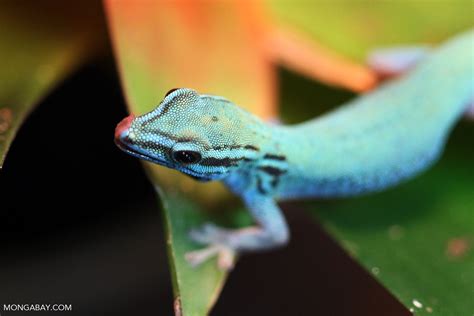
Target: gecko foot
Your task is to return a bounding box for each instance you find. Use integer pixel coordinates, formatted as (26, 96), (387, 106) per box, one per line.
(185, 244), (236, 270)
(187, 223), (236, 270)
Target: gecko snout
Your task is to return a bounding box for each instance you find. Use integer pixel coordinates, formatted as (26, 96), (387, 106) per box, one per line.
(115, 114), (135, 143)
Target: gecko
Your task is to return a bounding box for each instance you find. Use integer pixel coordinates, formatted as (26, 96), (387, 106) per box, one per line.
(115, 30), (473, 270)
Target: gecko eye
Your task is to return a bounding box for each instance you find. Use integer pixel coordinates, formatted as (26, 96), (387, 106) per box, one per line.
(165, 88), (179, 97)
(172, 150), (202, 164)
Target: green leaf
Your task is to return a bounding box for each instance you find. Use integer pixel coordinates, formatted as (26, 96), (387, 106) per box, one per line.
(307, 122), (474, 316)
(159, 192), (251, 316)
(0, 1), (104, 168)
(160, 193), (228, 316)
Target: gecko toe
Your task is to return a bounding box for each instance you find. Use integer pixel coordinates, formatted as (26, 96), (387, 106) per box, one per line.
(185, 244), (234, 268)
(217, 247), (236, 271)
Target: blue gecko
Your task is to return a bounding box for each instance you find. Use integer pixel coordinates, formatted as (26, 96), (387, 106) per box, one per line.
(115, 30), (473, 269)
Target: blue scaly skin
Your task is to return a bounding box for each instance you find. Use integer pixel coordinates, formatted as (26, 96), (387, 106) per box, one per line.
(115, 30), (473, 269)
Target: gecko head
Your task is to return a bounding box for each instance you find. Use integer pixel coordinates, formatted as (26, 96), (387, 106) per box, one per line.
(115, 88), (260, 181)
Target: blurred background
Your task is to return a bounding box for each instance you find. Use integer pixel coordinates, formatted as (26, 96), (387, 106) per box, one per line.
(0, 1), (472, 316)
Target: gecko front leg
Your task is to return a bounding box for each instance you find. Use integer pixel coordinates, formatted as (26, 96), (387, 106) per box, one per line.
(185, 193), (289, 270)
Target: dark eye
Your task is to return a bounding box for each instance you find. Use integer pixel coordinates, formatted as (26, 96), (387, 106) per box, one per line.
(165, 88), (179, 97)
(172, 150), (202, 164)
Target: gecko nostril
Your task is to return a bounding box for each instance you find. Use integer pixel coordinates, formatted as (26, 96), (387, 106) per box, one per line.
(115, 114), (135, 141)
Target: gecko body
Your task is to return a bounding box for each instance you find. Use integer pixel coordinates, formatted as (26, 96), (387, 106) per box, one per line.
(115, 30), (473, 269)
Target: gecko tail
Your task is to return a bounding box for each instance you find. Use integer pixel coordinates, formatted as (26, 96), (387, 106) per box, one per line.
(367, 45), (431, 78)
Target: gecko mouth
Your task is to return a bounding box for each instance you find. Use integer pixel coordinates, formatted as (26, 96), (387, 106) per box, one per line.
(114, 138), (172, 167)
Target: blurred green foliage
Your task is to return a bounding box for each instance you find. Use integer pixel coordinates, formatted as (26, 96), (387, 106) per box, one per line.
(269, 0), (473, 60)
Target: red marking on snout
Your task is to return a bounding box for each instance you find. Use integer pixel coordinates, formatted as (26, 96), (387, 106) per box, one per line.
(115, 114), (135, 140)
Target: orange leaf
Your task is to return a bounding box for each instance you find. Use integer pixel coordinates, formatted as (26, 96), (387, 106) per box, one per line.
(106, 0), (277, 119)
(266, 26), (376, 92)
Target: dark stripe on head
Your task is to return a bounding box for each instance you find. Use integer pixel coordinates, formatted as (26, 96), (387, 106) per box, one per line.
(263, 153), (286, 161)
(212, 145), (241, 150)
(258, 166), (287, 176)
(212, 144), (259, 151)
(200, 157), (243, 167)
(244, 145), (259, 151)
